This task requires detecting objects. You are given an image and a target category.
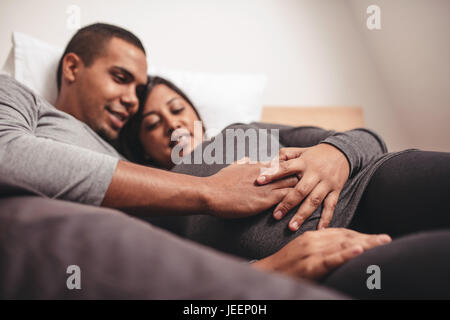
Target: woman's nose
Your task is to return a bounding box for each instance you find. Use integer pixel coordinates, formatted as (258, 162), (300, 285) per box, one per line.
(166, 118), (182, 136)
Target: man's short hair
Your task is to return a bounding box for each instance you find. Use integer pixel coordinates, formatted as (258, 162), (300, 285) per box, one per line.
(56, 23), (146, 91)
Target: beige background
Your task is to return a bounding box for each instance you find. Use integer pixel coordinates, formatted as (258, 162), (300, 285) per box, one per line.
(0, 0), (448, 152)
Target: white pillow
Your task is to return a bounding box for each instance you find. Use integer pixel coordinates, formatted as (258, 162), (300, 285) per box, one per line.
(12, 32), (63, 105)
(6, 32), (267, 132)
(0, 47), (14, 77)
(148, 66), (267, 134)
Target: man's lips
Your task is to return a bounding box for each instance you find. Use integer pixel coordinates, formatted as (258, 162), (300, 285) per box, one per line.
(106, 106), (129, 129)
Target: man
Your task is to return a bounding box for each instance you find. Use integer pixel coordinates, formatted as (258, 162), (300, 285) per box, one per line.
(0, 23), (391, 298)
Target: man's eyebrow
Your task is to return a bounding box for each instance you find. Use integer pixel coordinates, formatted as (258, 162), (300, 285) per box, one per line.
(111, 66), (147, 87)
(111, 66), (134, 80)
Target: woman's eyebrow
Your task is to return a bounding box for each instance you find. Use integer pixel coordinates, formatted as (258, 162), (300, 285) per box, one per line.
(141, 97), (181, 119)
(166, 97), (179, 105)
(141, 110), (157, 119)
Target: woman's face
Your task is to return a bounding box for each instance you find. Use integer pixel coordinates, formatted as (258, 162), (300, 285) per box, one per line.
(139, 84), (203, 169)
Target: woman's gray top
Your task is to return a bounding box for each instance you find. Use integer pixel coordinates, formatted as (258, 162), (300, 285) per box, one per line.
(168, 122), (417, 259)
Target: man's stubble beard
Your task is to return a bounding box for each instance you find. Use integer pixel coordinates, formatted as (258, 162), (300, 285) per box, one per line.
(96, 124), (119, 145)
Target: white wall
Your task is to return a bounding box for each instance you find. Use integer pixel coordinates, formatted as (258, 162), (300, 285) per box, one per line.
(1, 0), (447, 151)
(348, 0), (450, 151)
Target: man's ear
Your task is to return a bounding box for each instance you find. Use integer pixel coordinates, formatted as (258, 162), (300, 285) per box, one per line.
(61, 53), (84, 85)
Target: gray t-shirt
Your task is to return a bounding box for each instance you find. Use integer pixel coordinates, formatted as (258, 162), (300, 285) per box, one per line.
(0, 74), (119, 205)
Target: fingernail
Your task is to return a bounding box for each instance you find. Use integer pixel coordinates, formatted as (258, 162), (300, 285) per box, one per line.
(291, 221), (299, 231)
(274, 211), (283, 220)
(257, 176), (266, 183)
(377, 234), (392, 244)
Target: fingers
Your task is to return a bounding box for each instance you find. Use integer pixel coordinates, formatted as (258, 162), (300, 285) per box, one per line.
(256, 158), (305, 185)
(271, 181), (339, 232)
(272, 174), (320, 222)
(338, 231), (392, 252)
(268, 176), (300, 189)
(317, 191), (340, 230)
(295, 245), (364, 280)
(333, 228), (392, 246)
(322, 233), (392, 267)
(322, 245), (365, 271)
(319, 233), (391, 279)
(278, 147), (307, 161)
(271, 228), (392, 280)
(287, 182), (329, 231)
(363, 233), (392, 249)
(268, 188), (292, 204)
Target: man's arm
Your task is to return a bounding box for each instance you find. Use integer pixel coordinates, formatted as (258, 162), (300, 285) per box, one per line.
(102, 159), (298, 217)
(0, 76), (118, 205)
(0, 76), (295, 217)
(102, 160), (209, 215)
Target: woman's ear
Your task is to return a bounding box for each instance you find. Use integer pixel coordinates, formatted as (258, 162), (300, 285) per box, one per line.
(61, 53), (83, 85)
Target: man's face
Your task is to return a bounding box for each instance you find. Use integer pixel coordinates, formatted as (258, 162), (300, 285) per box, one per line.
(72, 37), (147, 141)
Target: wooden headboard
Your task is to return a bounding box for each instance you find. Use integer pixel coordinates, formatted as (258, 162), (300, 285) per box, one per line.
(260, 106), (364, 131)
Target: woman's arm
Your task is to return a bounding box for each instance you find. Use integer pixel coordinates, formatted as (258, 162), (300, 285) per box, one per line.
(280, 126), (388, 178)
(252, 123), (388, 178)
(254, 123), (388, 231)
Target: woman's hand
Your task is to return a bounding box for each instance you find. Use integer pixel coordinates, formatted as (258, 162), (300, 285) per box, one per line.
(256, 144), (350, 231)
(252, 228), (391, 281)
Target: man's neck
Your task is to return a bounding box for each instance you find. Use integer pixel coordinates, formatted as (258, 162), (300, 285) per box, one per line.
(55, 92), (78, 119)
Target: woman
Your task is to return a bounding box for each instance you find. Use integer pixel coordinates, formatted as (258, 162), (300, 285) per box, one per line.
(120, 76), (450, 298)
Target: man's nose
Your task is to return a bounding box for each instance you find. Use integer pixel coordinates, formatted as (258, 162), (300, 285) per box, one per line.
(121, 87), (139, 113)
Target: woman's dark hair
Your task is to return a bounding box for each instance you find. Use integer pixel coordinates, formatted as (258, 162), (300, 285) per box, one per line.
(118, 75), (204, 167)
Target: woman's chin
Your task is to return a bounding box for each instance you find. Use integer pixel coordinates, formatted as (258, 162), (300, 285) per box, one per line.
(167, 141), (200, 169)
